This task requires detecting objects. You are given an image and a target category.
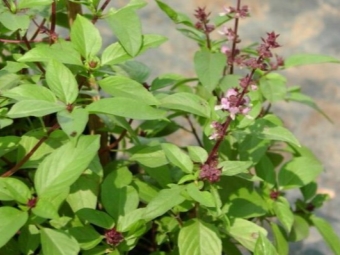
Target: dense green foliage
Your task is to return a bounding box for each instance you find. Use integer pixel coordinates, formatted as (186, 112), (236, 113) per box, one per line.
(0, 0), (340, 254)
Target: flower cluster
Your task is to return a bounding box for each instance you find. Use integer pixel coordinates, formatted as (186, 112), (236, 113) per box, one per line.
(219, 5), (250, 18)
(194, 7), (215, 33)
(214, 88), (251, 119)
(105, 228), (124, 246)
(199, 155), (221, 183)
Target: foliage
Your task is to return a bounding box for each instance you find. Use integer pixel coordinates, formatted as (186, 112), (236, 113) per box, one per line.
(0, 0), (339, 254)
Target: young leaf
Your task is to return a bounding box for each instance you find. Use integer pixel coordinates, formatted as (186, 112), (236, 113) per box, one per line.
(278, 156), (323, 189)
(34, 135), (100, 197)
(187, 146), (208, 163)
(270, 223), (289, 255)
(288, 214), (309, 242)
(178, 219), (222, 255)
(69, 225), (103, 250)
(2, 84), (57, 102)
(259, 73), (287, 102)
(310, 215), (340, 255)
(194, 50), (226, 93)
(105, 9), (142, 56)
(70, 14), (102, 59)
(186, 183), (215, 207)
(0, 177), (31, 204)
(273, 197), (294, 233)
(228, 218), (267, 252)
(76, 208), (115, 229)
(86, 98), (166, 120)
(40, 228), (80, 255)
(98, 76), (159, 105)
(162, 143), (193, 173)
(284, 54), (340, 68)
(7, 100), (65, 118)
(254, 232), (278, 255)
(159, 92), (210, 118)
(46, 60), (79, 104)
(57, 108), (88, 140)
(155, 0), (193, 26)
(0, 207), (28, 248)
(143, 186), (185, 221)
(219, 161), (252, 176)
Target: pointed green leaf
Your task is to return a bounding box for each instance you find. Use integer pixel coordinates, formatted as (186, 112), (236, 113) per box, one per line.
(130, 145), (168, 168)
(70, 15), (102, 58)
(273, 197), (294, 233)
(86, 98), (166, 120)
(310, 215), (340, 255)
(0, 177), (31, 204)
(194, 50), (226, 92)
(279, 156), (323, 189)
(288, 214), (309, 242)
(187, 146), (208, 163)
(219, 161), (252, 176)
(34, 135), (100, 197)
(106, 9), (142, 56)
(76, 208), (115, 229)
(285, 54), (340, 68)
(0, 13), (30, 32)
(7, 100), (65, 118)
(228, 218), (267, 252)
(69, 226), (102, 250)
(32, 197), (60, 219)
(46, 60), (79, 103)
(101, 42), (131, 66)
(254, 232), (278, 255)
(0, 207), (28, 248)
(270, 223), (289, 255)
(159, 92), (210, 118)
(18, 0), (53, 8)
(18, 225), (40, 255)
(178, 219), (222, 255)
(162, 143), (193, 173)
(57, 108), (88, 139)
(98, 76), (159, 105)
(0, 136), (20, 158)
(259, 73), (287, 102)
(143, 186), (185, 221)
(40, 228), (80, 255)
(186, 183), (214, 207)
(2, 84), (57, 102)
(155, 0), (193, 26)
(18, 41), (83, 66)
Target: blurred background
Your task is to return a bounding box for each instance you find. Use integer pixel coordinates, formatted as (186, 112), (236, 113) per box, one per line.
(108, 0), (340, 254)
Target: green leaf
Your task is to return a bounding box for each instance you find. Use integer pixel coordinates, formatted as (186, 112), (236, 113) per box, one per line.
(70, 15), (102, 58)
(219, 74), (242, 92)
(98, 76), (159, 105)
(286, 90), (332, 122)
(227, 198), (266, 218)
(155, 0), (193, 26)
(106, 9), (142, 56)
(117, 208), (146, 232)
(186, 183), (214, 207)
(288, 214), (309, 242)
(187, 146), (208, 163)
(32, 197), (60, 219)
(34, 135), (100, 197)
(270, 223), (289, 255)
(86, 98), (166, 120)
(273, 197), (294, 233)
(0, 136), (20, 158)
(40, 228), (80, 255)
(219, 161), (252, 176)
(254, 232), (278, 255)
(143, 186), (185, 221)
(141, 34), (168, 52)
(0, 207), (28, 248)
(7, 100), (65, 118)
(255, 155), (276, 187)
(178, 219), (222, 255)
(46, 60), (79, 104)
(278, 156), (323, 189)
(101, 42), (131, 66)
(0, 13), (29, 33)
(130, 145), (168, 168)
(284, 54), (340, 68)
(228, 218), (267, 252)
(76, 208), (115, 229)
(57, 108), (88, 140)
(194, 50), (226, 92)
(300, 182), (317, 201)
(132, 178), (158, 203)
(310, 215), (340, 255)
(162, 143), (193, 173)
(0, 177), (31, 204)
(259, 73), (287, 102)
(115, 60), (150, 83)
(2, 84), (57, 102)
(18, 41), (83, 66)
(69, 226), (102, 250)
(18, 225), (40, 255)
(159, 92), (210, 118)
(18, 0), (53, 8)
